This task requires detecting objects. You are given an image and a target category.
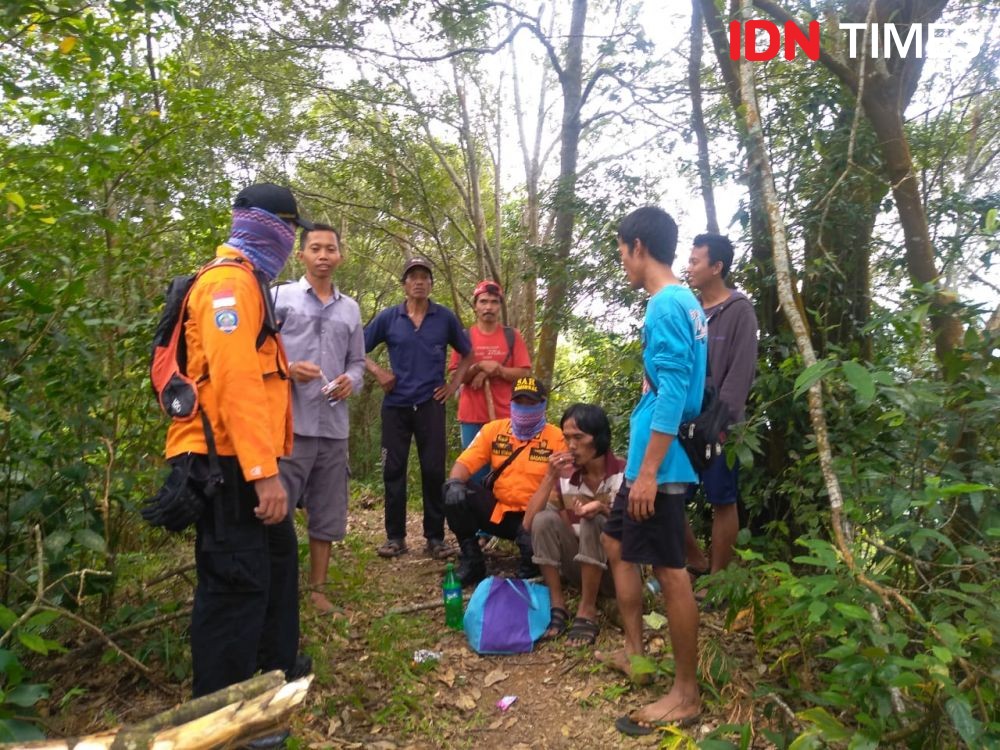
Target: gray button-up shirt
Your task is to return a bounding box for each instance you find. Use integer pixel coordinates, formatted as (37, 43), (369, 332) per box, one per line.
(273, 277), (365, 440)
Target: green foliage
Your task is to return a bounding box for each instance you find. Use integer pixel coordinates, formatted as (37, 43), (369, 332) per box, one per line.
(0, 0), (312, 614)
(715, 317), (1000, 747)
(0, 607), (61, 742)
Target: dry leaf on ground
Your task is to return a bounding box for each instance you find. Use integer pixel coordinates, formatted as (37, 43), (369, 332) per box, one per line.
(483, 668), (508, 687)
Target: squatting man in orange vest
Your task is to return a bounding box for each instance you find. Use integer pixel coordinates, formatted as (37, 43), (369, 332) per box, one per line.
(442, 377), (568, 586)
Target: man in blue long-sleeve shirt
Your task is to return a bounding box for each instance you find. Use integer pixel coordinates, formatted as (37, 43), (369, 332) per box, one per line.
(274, 223), (365, 614)
(601, 207), (706, 736)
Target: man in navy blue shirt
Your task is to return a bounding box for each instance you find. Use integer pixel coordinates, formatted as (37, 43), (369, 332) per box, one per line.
(365, 257), (473, 559)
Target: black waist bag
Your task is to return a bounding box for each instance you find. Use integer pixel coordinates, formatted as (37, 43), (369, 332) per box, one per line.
(677, 386), (732, 472)
(141, 453), (220, 532)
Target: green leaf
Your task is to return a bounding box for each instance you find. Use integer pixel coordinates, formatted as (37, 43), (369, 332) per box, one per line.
(16, 632), (48, 655)
(0, 607), (16, 630)
(807, 600), (828, 623)
(629, 654), (657, 675)
(930, 482), (993, 498)
(794, 359), (835, 398)
(643, 611), (667, 630)
(841, 360), (875, 403)
(833, 603), (870, 621)
(788, 732), (822, 749)
(5, 192), (25, 210)
(26, 610), (59, 629)
(889, 671), (924, 688)
(43, 530), (71, 557)
(796, 707), (850, 740)
(5, 683), (48, 708)
(945, 697), (983, 745)
(847, 735), (878, 750)
(931, 645), (953, 664)
(0, 649), (24, 686)
(0, 718), (46, 743)
(73, 528), (107, 554)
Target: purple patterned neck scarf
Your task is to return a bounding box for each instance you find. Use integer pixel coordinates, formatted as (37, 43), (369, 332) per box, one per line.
(225, 207), (295, 281)
(510, 401), (546, 441)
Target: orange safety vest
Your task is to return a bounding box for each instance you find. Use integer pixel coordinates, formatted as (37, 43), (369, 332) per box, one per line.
(456, 420), (566, 523)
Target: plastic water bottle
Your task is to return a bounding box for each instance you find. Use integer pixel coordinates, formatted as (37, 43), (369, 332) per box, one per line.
(442, 563), (463, 630)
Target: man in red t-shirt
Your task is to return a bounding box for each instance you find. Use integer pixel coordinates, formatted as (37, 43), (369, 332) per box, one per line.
(449, 280), (532, 451)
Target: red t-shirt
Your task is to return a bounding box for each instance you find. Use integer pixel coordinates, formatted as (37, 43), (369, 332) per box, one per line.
(449, 325), (531, 423)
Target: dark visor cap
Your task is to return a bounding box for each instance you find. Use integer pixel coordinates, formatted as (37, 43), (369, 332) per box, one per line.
(401, 256), (434, 281)
(233, 183), (314, 230)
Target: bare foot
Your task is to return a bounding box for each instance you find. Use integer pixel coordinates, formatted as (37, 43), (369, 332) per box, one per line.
(594, 648), (652, 685)
(310, 591), (343, 617)
(629, 691), (701, 728)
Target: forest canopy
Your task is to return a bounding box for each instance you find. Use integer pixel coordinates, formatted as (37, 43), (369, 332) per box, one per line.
(1, 0), (998, 746)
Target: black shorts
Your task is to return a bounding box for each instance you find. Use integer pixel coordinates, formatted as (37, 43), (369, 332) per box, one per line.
(603, 481), (687, 569)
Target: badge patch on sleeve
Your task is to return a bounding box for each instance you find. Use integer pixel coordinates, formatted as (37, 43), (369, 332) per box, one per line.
(214, 308), (239, 333)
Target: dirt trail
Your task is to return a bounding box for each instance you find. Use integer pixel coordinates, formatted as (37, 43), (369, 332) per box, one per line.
(291, 499), (761, 749)
(35, 496), (766, 748)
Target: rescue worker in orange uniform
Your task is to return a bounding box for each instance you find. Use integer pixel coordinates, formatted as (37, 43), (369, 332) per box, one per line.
(165, 183), (311, 698)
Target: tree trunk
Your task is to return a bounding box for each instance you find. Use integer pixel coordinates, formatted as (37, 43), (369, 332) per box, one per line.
(737, 0), (852, 562)
(510, 41), (547, 358)
(21, 671), (312, 750)
(534, 0), (586, 384)
(700, 0), (790, 540)
(689, 0), (719, 234)
(800, 108), (886, 360)
(863, 98), (963, 359)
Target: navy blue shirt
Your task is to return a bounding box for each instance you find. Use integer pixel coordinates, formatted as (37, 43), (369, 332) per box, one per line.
(365, 301), (472, 407)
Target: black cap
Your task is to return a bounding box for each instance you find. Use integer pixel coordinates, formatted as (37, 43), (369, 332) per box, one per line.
(233, 183), (314, 230)
(401, 256), (434, 281)
(511, 376), (548, 402)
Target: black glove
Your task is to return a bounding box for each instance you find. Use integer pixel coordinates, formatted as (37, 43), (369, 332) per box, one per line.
(443, 478), (469, 507)
(141, 456), (210, 532)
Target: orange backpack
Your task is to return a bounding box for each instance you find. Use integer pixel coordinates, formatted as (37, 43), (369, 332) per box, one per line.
(149, 257), (273, 421)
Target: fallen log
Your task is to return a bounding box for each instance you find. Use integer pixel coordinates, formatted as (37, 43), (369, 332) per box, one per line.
(12, 670), (312, 750)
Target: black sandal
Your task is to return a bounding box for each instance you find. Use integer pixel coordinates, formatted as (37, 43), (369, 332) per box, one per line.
(566, 616), (600, 646)
(377, 538), (408, 558)
(538, 607), (569, 641)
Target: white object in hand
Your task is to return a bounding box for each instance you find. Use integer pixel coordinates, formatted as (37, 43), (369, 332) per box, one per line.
(320, 372), (340, 406)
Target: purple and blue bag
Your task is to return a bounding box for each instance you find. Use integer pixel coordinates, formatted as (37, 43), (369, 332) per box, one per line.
(462, 576), (551, 654)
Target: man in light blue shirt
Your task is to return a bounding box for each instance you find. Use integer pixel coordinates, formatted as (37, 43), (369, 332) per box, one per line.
(600, 206), (706, 736)
(274, 223), (365, 614)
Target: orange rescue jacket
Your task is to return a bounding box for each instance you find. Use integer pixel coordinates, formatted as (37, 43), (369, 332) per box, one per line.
(456, 420), (566, 523)
(165, 246), (292, 481)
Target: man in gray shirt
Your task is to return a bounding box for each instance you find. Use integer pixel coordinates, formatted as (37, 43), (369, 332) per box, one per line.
(274, 223), (365, 614)
(684, 233), (758, 580)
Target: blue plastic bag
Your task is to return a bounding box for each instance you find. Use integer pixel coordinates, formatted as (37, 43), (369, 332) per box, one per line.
(462, 576), (551, 654)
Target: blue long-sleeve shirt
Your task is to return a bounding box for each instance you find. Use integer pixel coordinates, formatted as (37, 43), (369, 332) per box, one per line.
(625, 284), (708, 484)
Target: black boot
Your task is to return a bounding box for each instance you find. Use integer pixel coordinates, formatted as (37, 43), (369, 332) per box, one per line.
(515, 528), (539, 579)
(456, 538), (486, 587)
